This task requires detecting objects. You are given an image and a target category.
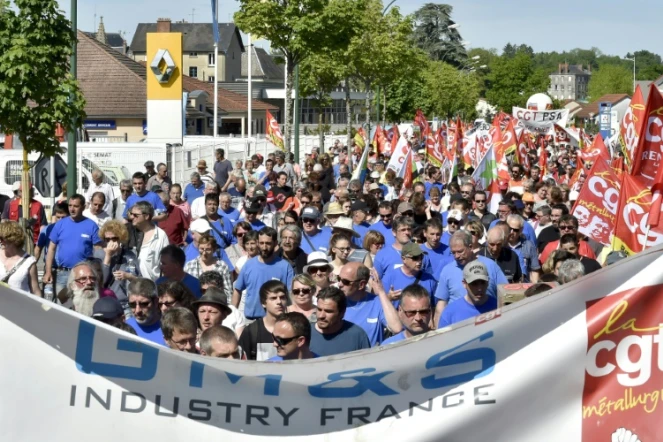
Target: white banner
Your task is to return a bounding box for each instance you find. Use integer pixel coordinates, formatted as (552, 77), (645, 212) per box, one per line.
(386, 135), (409, 176)
(3, 246), (663, 441)
(512, 107), (569, 136)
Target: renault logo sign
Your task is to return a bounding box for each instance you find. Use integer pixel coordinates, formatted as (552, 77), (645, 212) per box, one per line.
(150, 49), (176, 84)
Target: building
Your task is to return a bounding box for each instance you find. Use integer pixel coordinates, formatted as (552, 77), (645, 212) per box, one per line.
(83, 16), (129, 56)
(76, 31), (276, 141)
(548, 63), (591, 101)
(575, 94), (631, 138)
(130, 19), (244, 84)
(638, 75), (663, 102)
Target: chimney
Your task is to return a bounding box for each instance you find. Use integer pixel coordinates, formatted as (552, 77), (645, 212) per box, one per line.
(96, 16), (107, 45)
(578, 64), (582, 72)
(157, 18), (171, 33)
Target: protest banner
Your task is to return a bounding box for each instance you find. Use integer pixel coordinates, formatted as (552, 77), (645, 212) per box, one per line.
(3, 247), (663, 441)
(631, 83), (663, 185)
(266, 110), (284, 151)
(619, 85), (645, 171)
(571, 158), (621, 246)
(613, 174), (663, 255)
(578, 133), (610, 165)
(512, 107), (569, 135)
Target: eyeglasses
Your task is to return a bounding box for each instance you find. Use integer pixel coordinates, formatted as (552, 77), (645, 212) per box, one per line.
(311, 200), (322, 205)
(158, 300), (177, 308)
(272, 333), (299, 347)
(405, 254), (424, 261)
(401, 308), (431, 318)
(509, 227), (520, 232)
(75, 276), (97, 284)
(292, 288), (312, 296)
(129, 212), (144, 218)
(128, 300), (152, 309)
(308, 267), (329, 274)
(511, 170), (520, 174)
(461, 191), (471, 195)
(335, 246), (352, 253)
(400, 211), (414, 217)
(339, 278), (358, 286)
(373, 242), (385, 248)
(236, 232), (245, 238)
(120, 188), (132, 194)
(559, 225), (575, 231)
(474, 199), (486, 203)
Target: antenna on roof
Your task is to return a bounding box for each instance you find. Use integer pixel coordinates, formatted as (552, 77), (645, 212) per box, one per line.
(93, 5), (96, 32)
(189, 8), (195, 23)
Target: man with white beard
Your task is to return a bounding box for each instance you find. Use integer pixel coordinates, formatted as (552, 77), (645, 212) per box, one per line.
(63, 262), (100, 317)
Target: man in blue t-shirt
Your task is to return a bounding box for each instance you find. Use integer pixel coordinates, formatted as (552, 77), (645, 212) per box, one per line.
(438, 260), (499, 328)
(155, 245), (202, 298)
(43, 194), (102, 294)
(267, 312), (318, 361)
(433, 231), (507, 327)
(240, 199), (267, 231)
(122, 172), (167, 221)
(198, 193), (234, 249)
(489, 200), (537, 246)
(219, 193), (241, 224)
(374, 217), (434, 281)
(382, 285), (433, 346)
(34, 201), (69, 263)
(125, 278), (167, 346)
(368, 202), (396, 247)
(233, 227), (294, 319)
(299, 206), (332, 254)
(183, 172), (206, 202)
(337, 262), (402, 346)
(424, 167), (445, 200)
(381, 242), (437, 308)
(420, 218), (452, 280)
(310, 286), (371, 357)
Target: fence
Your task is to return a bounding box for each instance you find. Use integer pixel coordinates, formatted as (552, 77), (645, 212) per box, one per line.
(169, 135), (334, 184)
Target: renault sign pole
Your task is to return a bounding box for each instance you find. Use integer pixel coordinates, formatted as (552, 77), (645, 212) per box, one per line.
(67, 0), (78, 197)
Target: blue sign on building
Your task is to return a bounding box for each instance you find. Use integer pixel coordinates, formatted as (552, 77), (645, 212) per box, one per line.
(598, 102), (612, 142)
(84, 120), (116, 130)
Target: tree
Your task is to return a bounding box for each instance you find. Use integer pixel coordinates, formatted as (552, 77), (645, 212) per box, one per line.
(412, 3), (466, 67)
(485, 53), (549, 111)
(420, 61), (479, 119)
(0, 0), (85, 157)
(626, 50), (663, 80)
(587, 64), (633, 101)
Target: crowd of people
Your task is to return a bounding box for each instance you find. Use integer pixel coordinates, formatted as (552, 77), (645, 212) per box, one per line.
(0, 138), (627, 361)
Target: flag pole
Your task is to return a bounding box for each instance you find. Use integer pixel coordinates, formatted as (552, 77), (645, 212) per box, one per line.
(247, 33), (252, 154)
(213, 0), (219, 139)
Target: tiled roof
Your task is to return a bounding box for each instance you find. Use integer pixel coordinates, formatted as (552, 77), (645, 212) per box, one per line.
(575, 94), (630, 119)
(182, 75), (278, 112)
(77, 31), (146, 118)
(83, 31), (126, 48)
(241, 47), (284, 80)
(130, 23), (243, 54)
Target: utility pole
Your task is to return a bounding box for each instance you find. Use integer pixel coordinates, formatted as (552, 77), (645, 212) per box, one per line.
(190, 8), (195, 23)
(294, 64), (300, 162)
(67, 0), (78, 197)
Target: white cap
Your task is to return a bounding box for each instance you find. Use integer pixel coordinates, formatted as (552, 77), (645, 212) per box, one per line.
(569, 190), (580, 201)
(190, 219), (211, 234)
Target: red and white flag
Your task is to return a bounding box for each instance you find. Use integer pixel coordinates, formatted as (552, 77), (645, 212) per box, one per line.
(619, 84), (646, 171)
(630, 83), (663, 186)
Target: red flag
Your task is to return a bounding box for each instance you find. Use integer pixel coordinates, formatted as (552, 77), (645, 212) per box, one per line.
(372, 125), (388, 155)
(613, 174), (663, 253)
(630, 83), (663, 185)
(402, 148), (414, 189)
(579, 133), (610, 164)
(538, 138), (548, 176)
(570, 159), (621, 246)
(620, 84), (646, 172)
(514, 130), (530, 170)
(414, 110), (428, 138)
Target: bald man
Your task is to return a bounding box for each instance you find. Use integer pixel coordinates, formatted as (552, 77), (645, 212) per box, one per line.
(478, 227), (523, 283)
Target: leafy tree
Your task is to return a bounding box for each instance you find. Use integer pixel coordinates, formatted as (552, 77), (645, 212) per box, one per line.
(626, 50), (663, 80)
(587, 64), (633, 100)
(485, 53), (549, 111)
(412, 3), (466, 67)
(0, 0), (85, 157)
(503, 43), (516, 58)
(384, 51), (428, 122)
(420, 61), (479, 119)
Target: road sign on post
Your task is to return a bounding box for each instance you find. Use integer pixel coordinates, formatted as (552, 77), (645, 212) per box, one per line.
(598, 102), (612, 142)
(34, 154), (67, 198)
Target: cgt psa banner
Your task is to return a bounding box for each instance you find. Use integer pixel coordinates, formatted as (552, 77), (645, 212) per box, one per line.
(2, 248), (663, 441)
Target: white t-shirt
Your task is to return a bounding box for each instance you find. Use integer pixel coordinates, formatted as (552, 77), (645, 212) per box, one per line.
(222, 305), (248, 333)
(190, 196), (207, 220)
(0, 254), (35, 293)
(85, 182), (115, 214)
(83, 209), (110, 228)
(137, 227), (170, 280)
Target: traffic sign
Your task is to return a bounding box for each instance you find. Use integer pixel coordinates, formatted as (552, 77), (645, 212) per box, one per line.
(598, 102), (612, 142)
(34, 155), (67, 198)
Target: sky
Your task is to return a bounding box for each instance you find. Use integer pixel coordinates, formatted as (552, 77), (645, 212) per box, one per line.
(55, 0), (663, 57)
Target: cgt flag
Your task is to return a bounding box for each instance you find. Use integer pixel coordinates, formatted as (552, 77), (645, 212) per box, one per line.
(630, 83), (663, 186)
(619, 84), (646, 171)
(266, 110), (285, 151)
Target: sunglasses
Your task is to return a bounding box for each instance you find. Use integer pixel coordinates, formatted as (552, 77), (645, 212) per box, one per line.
(401, 308), (431, 318)
(105, 237), (119, 242)
(272, 333), (299, 347)
(308, 267), (329, 274)
(400, 211), (414, 217)
(302, 218), (317, 224)
(339, 278), (358, 286)
(475, 199), (486, 203)
(158, 300), (177, 308)
(509, 227), (520, 232)
(447, 219), (460, 225)
(405, 254), (424, 261)
(292, 288), (312, 296)
(128, 300), (152, 309)
(559, 225), (575, 231)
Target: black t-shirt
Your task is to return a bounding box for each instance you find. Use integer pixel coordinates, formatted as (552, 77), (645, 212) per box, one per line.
(468, 211), (497, 232)
(580, 256), (602, 274)
(537, 226), (560, 254)
(479, 246), (523, 283)
(279, 247), (308, 274)
(238, 318), (277, 361)
(413, 210), (441, 228)
(272, 185), (293, 210)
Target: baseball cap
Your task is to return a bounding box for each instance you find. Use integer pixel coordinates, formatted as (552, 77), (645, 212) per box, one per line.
(447, 209), (463, 222)
(463, 260), (490, 283)
(398, 202), (414, 213)
(92, 297), (124, 320)
(11, 181), (20, 191)
(369, 183), (381, 192)
(144, 161), (155, 168)
(401, 242), (426, 258)
(244, 199), (262, 213)
(301, 206), (320, 220)
(370, 171), (381, 179)
(351, 201), (369, 213)
(190, 218), (212, 234)
(253, 185), (267, 199)
(605, 251), (627, 266)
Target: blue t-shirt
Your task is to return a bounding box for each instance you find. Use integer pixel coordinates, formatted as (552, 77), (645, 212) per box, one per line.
(184, 243), (235, 272)
(203, 216), (234, 249)
(344, 293), (388, 346)
(438, 296), (498, 328)
(239, 217), (266, 231)
(374, 245), (433, 281)
(310, 320), (371, 357)
(228, 187), (247, 198)
(37, 223), (56, 262)
(183, 182), (205, 202)
(156, 273), (202, 299)
(421, 243), (453, 280)
(381, 268), (438, 307)
(440, 230), (452, 247)
(381, 331), (407, 346)
(353, 222), (371, 248)
(49, 216), (101, 268)
(125, 317), (167, 346)
(267, 353), (320, 361)
(433, 255), (508, 304)
(489, 219), (537, 246)
(122, 191), (167, 218)
(234, 256), (294, 318)
(219, 207), (241, 224)
(368, 221), (395, 248)
(300, 227), (332, 254)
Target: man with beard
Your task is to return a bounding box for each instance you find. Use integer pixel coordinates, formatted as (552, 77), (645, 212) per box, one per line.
(63, 261), (100, 316)
(233, 227), (294, 320)
(382, 285), (433, 345)
(278, 225), (308, 274)
(125, 278), (166, 346)
(161, 307), (198, 353)
(310, 286), (371, 357)
(238, 280), (288, 361)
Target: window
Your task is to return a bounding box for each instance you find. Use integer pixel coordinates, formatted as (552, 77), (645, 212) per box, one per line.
(189, 67), (198, 78)
(560, 85), (564, 91)
(189, 52), (198, 58)
(568, 76), (572, 81)
(208, 53), (215, 66)
(208, 76), (215, 83)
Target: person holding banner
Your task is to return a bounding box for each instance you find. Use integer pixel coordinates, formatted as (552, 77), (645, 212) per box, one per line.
(381, 284), (432, 345)
(268, 312), (318, 361)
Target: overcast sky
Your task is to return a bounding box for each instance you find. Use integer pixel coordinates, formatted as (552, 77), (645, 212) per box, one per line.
(56, 0), (662, 57)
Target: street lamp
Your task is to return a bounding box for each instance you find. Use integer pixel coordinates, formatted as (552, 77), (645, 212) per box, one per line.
(382, 0), (398, 14)
(623, 56), (635, 93)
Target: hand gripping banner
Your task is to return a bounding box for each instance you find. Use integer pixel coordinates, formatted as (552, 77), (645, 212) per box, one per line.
(3, 247), (663, 441)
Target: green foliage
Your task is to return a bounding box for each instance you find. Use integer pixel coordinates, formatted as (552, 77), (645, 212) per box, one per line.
(412, 3), (466, 66)
(420, 61), (479, 119)
(485, 53), (549, 111)
(385, 69), (425, 122)
(626, 50), (663, 81)
(587, 64), (633, 101)
(503, 43), (533, 59)
(0, 0), (86, 156)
